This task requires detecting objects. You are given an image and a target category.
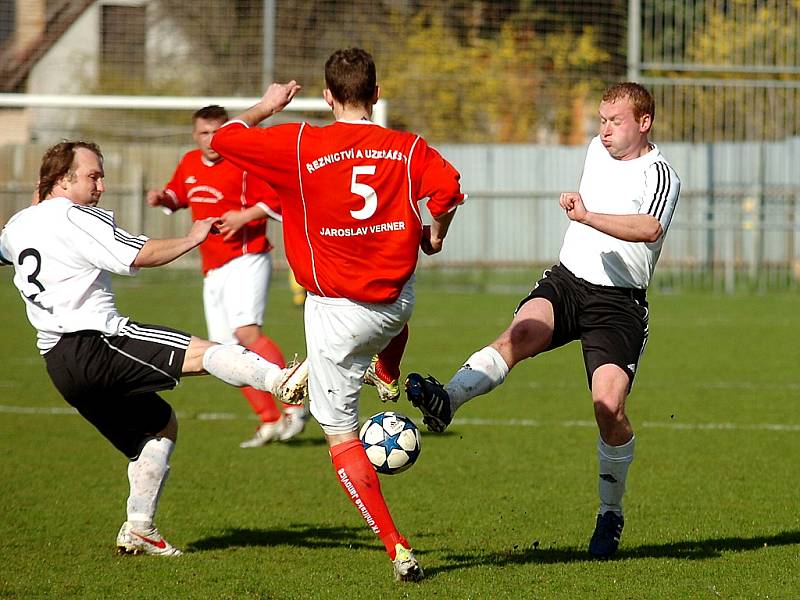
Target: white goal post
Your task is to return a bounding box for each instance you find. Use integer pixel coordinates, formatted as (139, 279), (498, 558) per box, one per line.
(0, 94), (388, 127)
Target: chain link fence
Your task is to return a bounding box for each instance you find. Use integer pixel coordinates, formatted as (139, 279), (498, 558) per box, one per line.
(1, 1), (799, 289)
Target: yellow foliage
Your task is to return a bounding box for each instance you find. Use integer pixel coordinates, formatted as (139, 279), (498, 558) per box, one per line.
(377, 10), (608, 142)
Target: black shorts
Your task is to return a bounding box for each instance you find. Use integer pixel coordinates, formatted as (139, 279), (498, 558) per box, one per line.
(517, 264), (649, 390)
(44, 321), (190, 459)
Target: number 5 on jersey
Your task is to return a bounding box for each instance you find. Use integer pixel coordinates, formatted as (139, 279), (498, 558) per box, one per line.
(350, 165), (377, 220)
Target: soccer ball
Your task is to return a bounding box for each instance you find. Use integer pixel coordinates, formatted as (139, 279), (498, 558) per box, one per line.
(359, 411), (421, 475)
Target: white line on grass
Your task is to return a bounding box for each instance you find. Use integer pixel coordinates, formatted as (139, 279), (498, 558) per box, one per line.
(3, 404), (800, 432)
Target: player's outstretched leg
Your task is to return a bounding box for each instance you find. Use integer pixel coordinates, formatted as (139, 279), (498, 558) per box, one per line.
(330, 438), (423, 582)
(404, 373), (452, 433)
(406, 347), (509, 432)
(201, 344), (308, 405)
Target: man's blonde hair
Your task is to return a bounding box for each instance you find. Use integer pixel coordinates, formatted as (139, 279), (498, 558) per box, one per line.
(602, 82), (655, 122)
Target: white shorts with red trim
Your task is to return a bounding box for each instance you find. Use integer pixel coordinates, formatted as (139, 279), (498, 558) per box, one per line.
(203, 253), (272, 345)
(304, 278), (414, 435)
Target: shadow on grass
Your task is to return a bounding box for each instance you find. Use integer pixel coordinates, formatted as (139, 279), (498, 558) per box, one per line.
(426, 529), (800, 578)
(186, 525), (800, 579)
(185, 523), (379, 553)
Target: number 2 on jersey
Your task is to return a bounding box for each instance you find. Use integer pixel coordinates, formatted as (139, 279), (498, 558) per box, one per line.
(350, 165), (377, 220)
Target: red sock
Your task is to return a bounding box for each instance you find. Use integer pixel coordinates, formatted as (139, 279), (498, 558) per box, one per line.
(330, 439), (410, 559)
(375, 324), (408, 383)
(240, 387), (281, 422)
(248, 335), (286, 368)
(242, 335), (287, 421)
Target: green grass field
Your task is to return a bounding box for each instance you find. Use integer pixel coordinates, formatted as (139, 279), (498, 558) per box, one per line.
(1, 268), (799, 599)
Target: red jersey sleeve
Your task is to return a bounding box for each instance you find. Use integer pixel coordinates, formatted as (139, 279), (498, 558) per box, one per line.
(211, 121), (301, 188)
(244, 172), (282, 221)
(410, 139), (465, 217)
(163, 155), (190, 209)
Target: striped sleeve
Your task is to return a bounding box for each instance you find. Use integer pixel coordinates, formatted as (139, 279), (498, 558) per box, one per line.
(641, 160), (681, 232)
(67, 205), (149, 274)
(0, 236), (11, 266)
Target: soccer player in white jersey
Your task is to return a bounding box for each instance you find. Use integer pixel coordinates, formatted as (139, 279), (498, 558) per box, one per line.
(406, 82), (680, 559)
(0, 141), (308, 557)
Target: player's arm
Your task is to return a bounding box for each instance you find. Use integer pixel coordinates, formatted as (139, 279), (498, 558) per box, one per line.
(217, 205), (271, 241)
(414, 142), (465, 255)
(147, 161), (188, 214)
(420, 210), (457, 255)
(146, 188), (182, 214)
(561, 161), (680, 243)
(232, 81), (302, 127)
(560, 192), (662, 243)
(218, 172), (282, 241)
(132, 217), (220, 268)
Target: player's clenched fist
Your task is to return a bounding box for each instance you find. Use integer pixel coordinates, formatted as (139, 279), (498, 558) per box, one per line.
(560, 192), (588, 223)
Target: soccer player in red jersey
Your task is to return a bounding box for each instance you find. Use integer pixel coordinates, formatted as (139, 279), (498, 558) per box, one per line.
(211, 48), (464, 581)
(148, 106), (307, 447)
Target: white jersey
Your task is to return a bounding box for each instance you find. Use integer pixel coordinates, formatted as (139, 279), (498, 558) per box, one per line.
(559, 136), (680, 288)
(0, 197), (148, 353)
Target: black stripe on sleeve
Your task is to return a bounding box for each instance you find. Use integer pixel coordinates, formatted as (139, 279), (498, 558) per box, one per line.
(76, 205), (115, 227)
(120, 322), (192, 349)
(74, 205), (145, 250)
(646, 162), (670, 220)
(114, 230), (146, 249)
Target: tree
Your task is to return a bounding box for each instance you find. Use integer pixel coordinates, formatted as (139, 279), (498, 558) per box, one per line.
(377, 6), (608, 142)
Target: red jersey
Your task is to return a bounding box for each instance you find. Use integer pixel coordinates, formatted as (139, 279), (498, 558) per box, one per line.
(164, 149), (281, 273)
(212, 120), (464, 303)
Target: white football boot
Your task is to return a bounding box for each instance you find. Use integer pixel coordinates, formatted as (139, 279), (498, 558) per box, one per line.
(274, 358), (309, 405)
(392, 544), (424, 582)
(116, 521), (182, 556)
(239, 419), (284, 448)
(278, 405), (309, 441)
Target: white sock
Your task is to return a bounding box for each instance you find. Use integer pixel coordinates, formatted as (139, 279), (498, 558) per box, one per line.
(446, 346), (509, 412)
(597, 435), (635, 515)
(127, 436), (175, 526)
(202, 344), (282, 391)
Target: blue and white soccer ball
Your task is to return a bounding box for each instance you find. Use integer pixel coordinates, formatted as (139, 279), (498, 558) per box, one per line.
(359, 411), (421, 475)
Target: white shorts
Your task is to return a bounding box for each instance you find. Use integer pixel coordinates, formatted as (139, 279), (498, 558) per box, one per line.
(304, 278), (415, 435)
(203, 253), (272, 345)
